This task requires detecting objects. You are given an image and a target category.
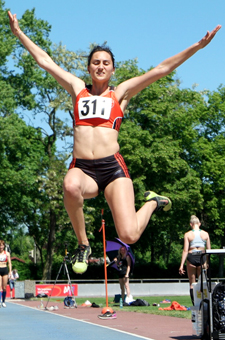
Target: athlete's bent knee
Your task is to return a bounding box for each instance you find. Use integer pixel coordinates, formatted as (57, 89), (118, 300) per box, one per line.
(63, 177), (82, 200)
(118, 232), (139, 244)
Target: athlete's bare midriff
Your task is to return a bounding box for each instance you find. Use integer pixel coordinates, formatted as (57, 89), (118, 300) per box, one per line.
(0, 263), (7, 268)
(73, 125), (120, 159)
(188, 247), (205, 253)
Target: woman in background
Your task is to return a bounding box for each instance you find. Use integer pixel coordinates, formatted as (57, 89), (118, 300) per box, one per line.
(114, 246), (132, 303)
(9, 269), (19, 299)
(179, 215), (211, 305)
(0, 240), (12, 307)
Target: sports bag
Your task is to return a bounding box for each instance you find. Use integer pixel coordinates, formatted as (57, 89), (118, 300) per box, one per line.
(130, 299), (150, 306)
(64, 296), (75, 307)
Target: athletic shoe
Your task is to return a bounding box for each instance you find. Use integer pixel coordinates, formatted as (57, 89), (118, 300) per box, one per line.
(71, 244), (92, 274)
(91, 302), (100, 308)
(98, 311), (117, 320)
(144, 191), (172, 211)
(2, 303), (6, 308)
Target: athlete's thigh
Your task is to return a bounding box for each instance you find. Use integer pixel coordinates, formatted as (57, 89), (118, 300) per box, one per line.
(104, 177), (137, 231)
(196, 266), (201, 278)
(64, 168), (99, 199)
(2, 275), (8, 288)
(187, 261), (197, 285)
(119, 278), (124, 289)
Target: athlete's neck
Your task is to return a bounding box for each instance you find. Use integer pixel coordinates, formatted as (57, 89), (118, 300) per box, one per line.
(192, 225), (200, 231)
(90, 82), (110, 96)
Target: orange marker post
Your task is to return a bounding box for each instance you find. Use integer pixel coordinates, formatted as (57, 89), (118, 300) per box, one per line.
(99, 209), (113, 314)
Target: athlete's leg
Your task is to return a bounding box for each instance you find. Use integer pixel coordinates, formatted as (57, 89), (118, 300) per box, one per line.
(124, 277), (131, 297)
(63, 168), (99, 274)
(187, 261), (198, 305)
(10, 282), (13, 298)
(104, 177), (157, 244)
(0, 276), (2, 303)
(119, 278), (125, 301)
(63, 168), (99, 246)
(187, 261), (198, 288)
(2, 275), (8, 304)
(196, 266), (201, 279)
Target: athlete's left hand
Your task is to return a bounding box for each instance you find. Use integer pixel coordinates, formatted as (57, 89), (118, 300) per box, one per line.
(198, 25), (222, 49)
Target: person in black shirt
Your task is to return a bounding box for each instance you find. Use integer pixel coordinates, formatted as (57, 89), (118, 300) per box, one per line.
(114, 246), (132, 302)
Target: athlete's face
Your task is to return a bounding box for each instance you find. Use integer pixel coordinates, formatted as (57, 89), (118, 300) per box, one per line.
(0, 243), (5, 252)
(120, 247), (126, 255)
(88, 51), (115, 81)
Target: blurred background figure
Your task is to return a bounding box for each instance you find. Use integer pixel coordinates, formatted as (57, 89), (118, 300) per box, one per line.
(179, 215), (211, 305)
(9, 269), (19, 299)
(113, 246), (132, 303)
(0, 240), (12, 307)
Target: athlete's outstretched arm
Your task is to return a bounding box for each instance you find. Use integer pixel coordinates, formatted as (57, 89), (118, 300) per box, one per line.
(8, 11), (84, 96)
(116, 25), (221, 103)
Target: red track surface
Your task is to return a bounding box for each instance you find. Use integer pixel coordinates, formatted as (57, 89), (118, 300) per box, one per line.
(10, 299), (200, 340)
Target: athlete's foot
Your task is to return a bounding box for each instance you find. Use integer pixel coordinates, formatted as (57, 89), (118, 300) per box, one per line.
(2, 302), (6, 308)
(144, 191), (172, 212)
(71, 244), (92, 274)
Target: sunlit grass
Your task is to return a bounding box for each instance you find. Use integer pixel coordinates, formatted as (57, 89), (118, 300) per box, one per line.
(40, 295), (193, 319)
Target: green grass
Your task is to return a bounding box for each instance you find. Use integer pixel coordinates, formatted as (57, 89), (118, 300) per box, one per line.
(36, 295), (193, 319)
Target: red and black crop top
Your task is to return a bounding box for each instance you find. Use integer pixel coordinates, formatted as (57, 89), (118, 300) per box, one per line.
(0, 251), (7, 262)
(73, 86), (124, 132)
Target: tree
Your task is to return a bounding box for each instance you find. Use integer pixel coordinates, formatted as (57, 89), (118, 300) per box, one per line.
(0, 113), (47, 235)
(0, 0), (18, 116)
(2, 4), (97, 279)
(2, 1), (225, 278)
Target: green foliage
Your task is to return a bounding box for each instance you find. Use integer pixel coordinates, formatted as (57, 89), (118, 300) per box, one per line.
(0, 114), (47, 232)
(1, 1), (225, 281)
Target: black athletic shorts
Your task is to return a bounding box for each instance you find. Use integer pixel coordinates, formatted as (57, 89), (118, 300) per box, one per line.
(0, 267), (8, 276)
(187, 253), (203, 266)
(68, 152), (131, 191)
(118, 271), (127, 279)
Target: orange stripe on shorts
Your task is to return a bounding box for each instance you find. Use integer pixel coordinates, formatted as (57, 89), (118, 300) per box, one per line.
(114, 153), (130, 178)
(69, 158), (76, 170)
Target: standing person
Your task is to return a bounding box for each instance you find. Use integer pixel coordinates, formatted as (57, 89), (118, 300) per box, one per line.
(179, 215), (211, 305)
(9, 269), (19, 299)
(8, 10), (221, 275)
(0, 240), (12, 307)
(114, 246), (132, 303)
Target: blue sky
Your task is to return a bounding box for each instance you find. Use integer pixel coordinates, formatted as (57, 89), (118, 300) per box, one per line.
(5, 0), (225, 93)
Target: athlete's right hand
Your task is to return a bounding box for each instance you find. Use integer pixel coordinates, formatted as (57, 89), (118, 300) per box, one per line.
(179, 267), (185, 275)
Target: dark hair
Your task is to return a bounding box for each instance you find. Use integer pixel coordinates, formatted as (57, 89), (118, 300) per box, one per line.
(88, 45), (115, 67)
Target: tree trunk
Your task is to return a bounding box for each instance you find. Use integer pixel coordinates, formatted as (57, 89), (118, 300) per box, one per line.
(150, 232), (155, 263)
(42, 208), (56, 280)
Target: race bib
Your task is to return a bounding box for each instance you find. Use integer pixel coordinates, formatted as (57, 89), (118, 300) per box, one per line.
(78, 96), (112, 120)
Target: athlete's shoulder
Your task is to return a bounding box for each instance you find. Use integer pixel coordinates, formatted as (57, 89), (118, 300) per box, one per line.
(200, 229), (208, 235)
(185, 230), (194, 239)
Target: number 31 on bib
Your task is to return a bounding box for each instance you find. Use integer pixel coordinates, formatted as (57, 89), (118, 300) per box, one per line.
(78, 96), (112, 120)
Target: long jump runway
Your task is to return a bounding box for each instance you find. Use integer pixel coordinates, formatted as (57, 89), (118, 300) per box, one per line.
(1, 300), (199, 340)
